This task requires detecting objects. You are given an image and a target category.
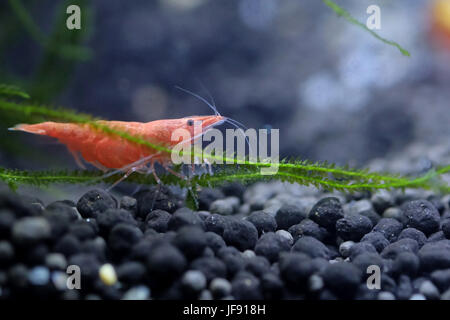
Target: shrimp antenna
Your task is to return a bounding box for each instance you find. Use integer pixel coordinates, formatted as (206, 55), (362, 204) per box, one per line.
(175, 86), (220, 116)
(224, 117), (254, 156)
(196, 79), (218, 111)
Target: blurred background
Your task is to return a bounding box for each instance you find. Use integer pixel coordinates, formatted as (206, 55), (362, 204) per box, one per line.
(1, 0), (449, 176)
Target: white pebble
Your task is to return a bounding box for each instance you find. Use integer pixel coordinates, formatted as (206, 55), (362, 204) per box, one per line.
(226, 196), (241, 211)
(276, 230), (293, 245)
(210, 278), (232, 297)
(28, 266), (50, 286)
(242, 250), (256, 259)
(308, 274), (324, 292)
(409, 293), (426, 300)
(383, 207), (402, 220)
(419, 280), (440, 300)
(122, 286), (151, 300)
(199, 289), (213, 300)
(99, 263), (117, 286)
(182, 270), (206, 291)
(51, 271), (68, 291)
(378, 291), (396, 300)
(339, 241), (355, 258)
(210, 199), (234, 215)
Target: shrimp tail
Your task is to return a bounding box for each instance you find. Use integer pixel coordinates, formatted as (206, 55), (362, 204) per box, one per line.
(9, 123), (50, 135)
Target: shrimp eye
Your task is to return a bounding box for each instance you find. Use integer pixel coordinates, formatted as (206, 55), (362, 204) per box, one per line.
(187, 119), (194, 126)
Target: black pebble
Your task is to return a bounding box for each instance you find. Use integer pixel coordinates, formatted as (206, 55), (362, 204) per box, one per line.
(146, 243), (187, 281)
(430, 269), (450, 291)
(108, 223), (143, 255)
(372, 218), (403, 242)
(309, 197), (344, 232)
(247, 211), (277, 235)
(8, 264), (28, 289)
(349, 242), (377, 260)
(82, 237), (107, 262)
(418, 241), (450, 272)
(361, 232), (390, 252)
(135, 186), (179, 218)
(69, 220), (97, 241)
(120, 196), (137, 214)
(351, 252), (383, 274)
(359, 209), (381, 226)
(45, 202), (79, 221)
(403, 200), (440, 236)
(205, 232), (226, 254)
(336, 213), (372, 241)
(0, 241), (14, 266)
(116, 261), (147, 286)
(231, 271), (263, 300)
(197, 188), (225, 211)
(428, 231), (446, 242)
(291, 236), (329, 259)
(168, 208), (204, 231)
(204, 214), (229, 236)
(441, 219), (450, 239)
(245, 256), (271, 278)
(275, 204), (306, 230)
(381, 238), (419, 260)
(398, 228), (427, 248)
(12, 217), (51, 246)
(97, 209), (137, 236)
(222, 218), (258, 251)
(391, 252), (419, 278)
(321, 262), (362, 299)
(288, 219), (330, 243)
(190, 257), (227, 282)
(261, 272), (284, 299)
(68, 253), (101, 284)
(173, 226), (207, 260)
(217, 247), (245, 276)
(145, 209), (171, 232)
(76, 189), (116, 219)
(0, 192), (40, 218)
(255, 232), (291, 263)
(53, 234), (82, 257)
(396, 275), (413, 300)
(42, 210), (71, 241)
(0, 210), (15, 238)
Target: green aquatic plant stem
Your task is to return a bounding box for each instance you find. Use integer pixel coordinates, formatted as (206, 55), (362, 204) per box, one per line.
(0, 98), (448, 193)
(322, 0), (411, 57)
(0, 100), (415, 184)
(0, 165), (448, 193)
(0, 84), (30, 99)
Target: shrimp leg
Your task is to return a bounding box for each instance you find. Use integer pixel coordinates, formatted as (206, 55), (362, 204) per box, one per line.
(150, 161), (161, 184)
(162, 163), (187, 180)
(106, 167), (138, 191)
(69, 149), (86, 170)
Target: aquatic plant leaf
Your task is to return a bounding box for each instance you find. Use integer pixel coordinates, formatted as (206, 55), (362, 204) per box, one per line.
(0, 84), (30, 99)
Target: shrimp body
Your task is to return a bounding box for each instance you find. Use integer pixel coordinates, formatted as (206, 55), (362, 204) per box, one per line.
(11, 116), (225, 172)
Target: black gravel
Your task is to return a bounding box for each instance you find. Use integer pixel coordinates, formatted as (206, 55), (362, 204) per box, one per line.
(0, 184), (449, 300)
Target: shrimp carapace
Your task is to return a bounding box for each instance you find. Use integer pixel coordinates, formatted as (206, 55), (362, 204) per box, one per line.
(10, 115), (225, 172)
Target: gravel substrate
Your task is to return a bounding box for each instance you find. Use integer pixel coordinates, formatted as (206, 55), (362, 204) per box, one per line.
(0, 182), (450, 300)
